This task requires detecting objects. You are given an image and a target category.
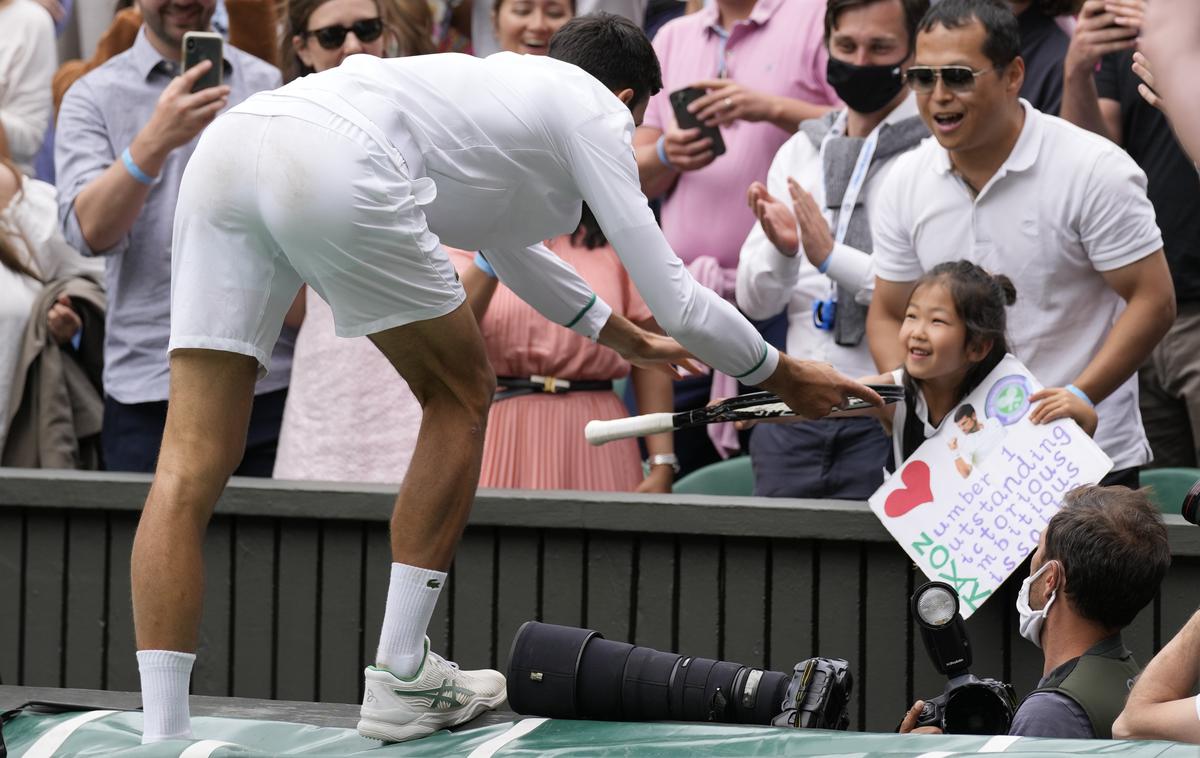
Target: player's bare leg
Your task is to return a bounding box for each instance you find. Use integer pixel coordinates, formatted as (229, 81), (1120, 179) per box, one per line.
(358, 301), (506, 742)
(131, 349), (259, 741)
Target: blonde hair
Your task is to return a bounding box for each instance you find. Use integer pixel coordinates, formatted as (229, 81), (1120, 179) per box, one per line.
(0, 158), (40, 281)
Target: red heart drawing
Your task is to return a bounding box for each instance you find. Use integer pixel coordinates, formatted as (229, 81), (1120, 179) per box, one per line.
(884, 460), (934, 518)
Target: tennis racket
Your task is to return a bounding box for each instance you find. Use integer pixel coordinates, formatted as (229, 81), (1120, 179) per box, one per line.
(584, 385), (905, 446)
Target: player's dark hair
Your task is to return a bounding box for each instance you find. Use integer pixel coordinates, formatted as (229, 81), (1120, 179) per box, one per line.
(953, 404), (976, 422)
(824, 0), (930, 51)
(548, 12), (663, 108)
(917, 0), (1020, 68)
(1044, 486), (1169, 629)
(901, 260), (1016, 410)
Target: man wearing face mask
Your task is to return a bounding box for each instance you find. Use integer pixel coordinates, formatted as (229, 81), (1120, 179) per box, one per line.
(900, 485), (1170, 738)
(735, 0), (929, 498)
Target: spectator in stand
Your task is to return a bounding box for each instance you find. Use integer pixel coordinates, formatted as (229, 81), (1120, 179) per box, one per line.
(273, 0), (434, 484)
(1006, 0), (1076, 115)
(1114, 609), (1200, 743)
(902, 485), (1170, 739)
(735, 0), (928, 498)
(1060, 0), (1200, 469)
(55, 0), (293, 474)
(448, 0), (677, 492)
(470, 0), (645, 57)
(1139, 0), (1200, 163)
(0, 156), (103, 461)
(0, 0), (56, 176)
(633, 0), (841, 474)
(866, 0), (1175, 488)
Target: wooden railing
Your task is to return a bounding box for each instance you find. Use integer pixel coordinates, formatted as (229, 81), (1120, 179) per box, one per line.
(2, 469), (1198, 732)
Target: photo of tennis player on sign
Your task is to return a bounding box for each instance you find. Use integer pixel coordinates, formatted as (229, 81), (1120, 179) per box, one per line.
(948, 403), (1006, 478)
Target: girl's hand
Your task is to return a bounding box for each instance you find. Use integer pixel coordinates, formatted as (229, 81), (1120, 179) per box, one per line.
(1030, 387), (1099, 437)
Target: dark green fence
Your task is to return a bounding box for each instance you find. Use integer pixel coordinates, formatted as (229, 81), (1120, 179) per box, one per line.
(2, 469), (1198, 732)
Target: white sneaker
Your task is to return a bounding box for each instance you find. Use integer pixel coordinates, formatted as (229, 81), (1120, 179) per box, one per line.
(358, 639), (507, 742)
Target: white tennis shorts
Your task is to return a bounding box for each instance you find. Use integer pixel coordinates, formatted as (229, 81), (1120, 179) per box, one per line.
(169, 94), (464, 376)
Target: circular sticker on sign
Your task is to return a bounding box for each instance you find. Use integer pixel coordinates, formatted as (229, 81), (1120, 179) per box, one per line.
(986, 375), (1032, 425)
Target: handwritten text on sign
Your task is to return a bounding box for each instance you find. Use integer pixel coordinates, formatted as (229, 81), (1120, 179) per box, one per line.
(868, 355), (1112, 619)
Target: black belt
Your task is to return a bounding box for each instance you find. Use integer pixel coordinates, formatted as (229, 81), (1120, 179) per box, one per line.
(494, 375), (614, 402)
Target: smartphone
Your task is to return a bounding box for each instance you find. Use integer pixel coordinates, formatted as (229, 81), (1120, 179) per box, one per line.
(669, 86), (727, 158)
(182, 31), (223, 93)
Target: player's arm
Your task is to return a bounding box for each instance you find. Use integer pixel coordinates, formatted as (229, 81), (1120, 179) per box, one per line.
(1142, 0), (1200, 162)
(1113, 609), (1200, 742)
(568, 116), (879, 418)
(59, 62), (229, 254)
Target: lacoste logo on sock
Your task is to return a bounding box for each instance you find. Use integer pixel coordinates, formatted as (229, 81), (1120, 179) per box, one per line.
(427, 579), (441, 589)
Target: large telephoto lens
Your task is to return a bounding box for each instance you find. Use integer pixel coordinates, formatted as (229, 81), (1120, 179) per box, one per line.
(508, 621), (790, 725)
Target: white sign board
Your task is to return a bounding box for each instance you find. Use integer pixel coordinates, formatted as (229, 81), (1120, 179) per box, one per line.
(868, 355), (1113, 618)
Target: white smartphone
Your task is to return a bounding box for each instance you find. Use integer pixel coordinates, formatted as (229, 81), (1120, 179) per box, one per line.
(182, 31), (223, 92)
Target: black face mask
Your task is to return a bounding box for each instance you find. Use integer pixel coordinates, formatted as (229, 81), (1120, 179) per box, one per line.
(825, 57), (906, 115)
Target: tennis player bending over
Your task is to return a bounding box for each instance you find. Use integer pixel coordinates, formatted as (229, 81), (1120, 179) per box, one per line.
(133, 13), (880, 745)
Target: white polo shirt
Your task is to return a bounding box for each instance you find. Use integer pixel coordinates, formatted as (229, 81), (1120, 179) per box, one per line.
(873, 100), (1162, 470)
(268, 52), (778, 384)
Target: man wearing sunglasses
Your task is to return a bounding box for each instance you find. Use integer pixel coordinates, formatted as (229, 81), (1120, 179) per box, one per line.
(866, 0), (1175, 487)
(55, 1), (295, 483)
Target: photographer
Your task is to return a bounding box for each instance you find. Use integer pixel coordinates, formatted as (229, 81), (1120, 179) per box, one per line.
(900, 486), (1170, 738)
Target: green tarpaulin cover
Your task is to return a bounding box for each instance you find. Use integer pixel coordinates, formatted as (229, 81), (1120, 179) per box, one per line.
(3, 708), (1195, 757)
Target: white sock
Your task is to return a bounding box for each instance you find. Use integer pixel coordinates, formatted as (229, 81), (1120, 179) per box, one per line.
(375, 562), (446, 677)
(137, 649), (195, 743)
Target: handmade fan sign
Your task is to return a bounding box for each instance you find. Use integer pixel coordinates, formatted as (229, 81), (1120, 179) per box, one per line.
(867, 355), (1113, 618)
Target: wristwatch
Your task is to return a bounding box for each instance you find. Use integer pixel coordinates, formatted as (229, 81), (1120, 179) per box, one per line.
(648, 453), (680, 474)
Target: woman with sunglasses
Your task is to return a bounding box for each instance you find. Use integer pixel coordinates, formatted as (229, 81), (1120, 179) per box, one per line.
(444, 0), (678, 493)
(272, 0), (434, 484)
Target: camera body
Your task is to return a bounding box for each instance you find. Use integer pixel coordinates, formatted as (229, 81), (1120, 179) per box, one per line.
(914, 673), (1018, 734)
(772, 657), (852, 729)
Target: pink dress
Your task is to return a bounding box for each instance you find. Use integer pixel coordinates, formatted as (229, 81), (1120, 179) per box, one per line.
(272, 288), (422, 483)
(448, 239), (653, 491)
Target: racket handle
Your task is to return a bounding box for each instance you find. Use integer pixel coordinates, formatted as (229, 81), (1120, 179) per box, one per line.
(585, 413), (676, 446)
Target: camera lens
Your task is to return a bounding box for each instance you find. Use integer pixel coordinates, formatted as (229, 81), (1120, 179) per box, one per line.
(943, 683), (1013, 734)
(508, 621), (790, 725)
(187, 39), (195, 49)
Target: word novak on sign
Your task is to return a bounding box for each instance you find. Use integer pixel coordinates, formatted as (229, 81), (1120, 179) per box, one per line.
(868, 355), (1113, 619)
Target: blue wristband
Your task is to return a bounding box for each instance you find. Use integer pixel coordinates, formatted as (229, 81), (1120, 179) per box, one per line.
(816, 246), (834, 274)
(655, 134), (675, 169)
(121, 147), (156, 185)
(474, 251), (497, 278)
(1066, 384), (1094, 408)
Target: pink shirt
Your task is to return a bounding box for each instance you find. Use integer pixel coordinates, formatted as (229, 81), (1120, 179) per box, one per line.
(644, 0), (838, 270)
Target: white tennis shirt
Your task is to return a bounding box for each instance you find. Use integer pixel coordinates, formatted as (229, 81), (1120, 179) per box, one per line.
(272, 52), (778, 385)
(873, 101), (1162, 470)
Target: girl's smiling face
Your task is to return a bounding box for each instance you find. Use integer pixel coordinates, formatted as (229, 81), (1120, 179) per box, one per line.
(900, 279), (988, 383)
(493, 0), (573, 55)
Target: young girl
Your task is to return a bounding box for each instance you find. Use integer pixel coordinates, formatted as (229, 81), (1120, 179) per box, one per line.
(866, 260), (1098, 466)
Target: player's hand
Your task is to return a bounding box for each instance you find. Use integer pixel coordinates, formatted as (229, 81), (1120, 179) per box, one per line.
(636, 464), (674, 493)
(1131, 52), (1164, 110)
(758, 354), (883, 420)
(899, 701), (943, 734)
(662, 126), (716, 172)
(747, 182), (799, 257)
(47, 294), (82, 345)
(788, 178), (835, 269)
(688, 79), (777, 127)
(1030, 387), (1099, 436)
(141, 61), (231, 157)
(1065, 0), (1139, 77)
(948, 437), (958, 451)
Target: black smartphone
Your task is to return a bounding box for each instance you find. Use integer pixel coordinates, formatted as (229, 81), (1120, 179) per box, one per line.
(182, 31), (223, 93)
(669, 86), (727, 158)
